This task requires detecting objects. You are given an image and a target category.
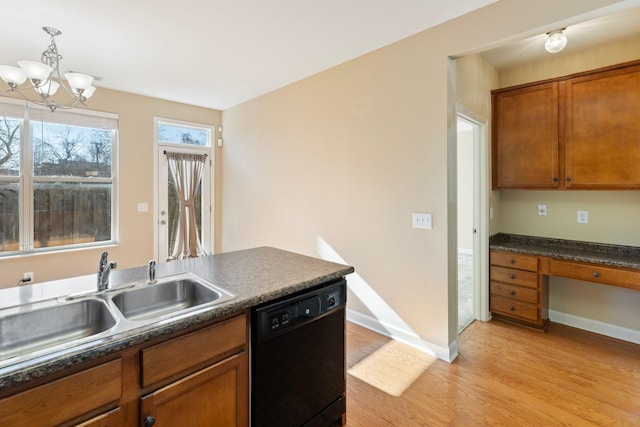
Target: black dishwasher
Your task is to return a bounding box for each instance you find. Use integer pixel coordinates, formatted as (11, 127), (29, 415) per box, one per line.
(251, 279), (347, 427)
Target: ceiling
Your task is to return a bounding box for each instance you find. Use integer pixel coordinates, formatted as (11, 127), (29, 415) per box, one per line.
(0, 0), (496, 110)
(2, 1), (639, 111)
(481, 4), (640, 70)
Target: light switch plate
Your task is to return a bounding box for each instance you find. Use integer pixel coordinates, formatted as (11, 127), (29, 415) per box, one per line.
(412, 213), (433, 229)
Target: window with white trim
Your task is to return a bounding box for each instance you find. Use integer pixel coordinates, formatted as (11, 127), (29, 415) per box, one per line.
(0, 99), (118, 255)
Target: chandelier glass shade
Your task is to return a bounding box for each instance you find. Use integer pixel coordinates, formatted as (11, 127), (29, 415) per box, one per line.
(0, 27), (96, 112)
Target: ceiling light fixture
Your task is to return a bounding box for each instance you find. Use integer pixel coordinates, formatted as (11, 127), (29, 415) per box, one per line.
(544, 29), (568, 54)
(0, 27), (96, 112)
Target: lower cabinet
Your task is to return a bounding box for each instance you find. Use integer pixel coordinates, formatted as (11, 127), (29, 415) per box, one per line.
(141, 352), (248, 426)
(0, 312), (248, 427)
(490, 250), (548, 329)
(139, 314), (249, 427)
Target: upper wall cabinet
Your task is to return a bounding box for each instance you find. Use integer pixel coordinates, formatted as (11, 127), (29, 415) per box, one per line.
(492, 82), (559, 188)
(492, 60), (640, 190)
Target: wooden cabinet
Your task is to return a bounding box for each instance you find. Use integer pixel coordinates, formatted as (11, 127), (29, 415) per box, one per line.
(492, 60), (640, 190)
(490, 251), (548, 329)
(492, 82), (559, 188)
(140, 315), (248, 427)
(141, 352), (247, 426)
(0, 359), (122, 427)
(0, 312), (248, 427)
(564, 64), (640, 188)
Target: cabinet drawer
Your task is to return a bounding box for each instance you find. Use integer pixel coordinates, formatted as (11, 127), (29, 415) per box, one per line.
(490, 282), (538, 304)
(0, 359), (121, 427)
(490, 296), (538, 322)
(491, 251), (538, 272)
(75, 407), (122, 427)
(490, 266), (538, 289)
(550, 260), (640, 291)
(142, 314), (247, 387)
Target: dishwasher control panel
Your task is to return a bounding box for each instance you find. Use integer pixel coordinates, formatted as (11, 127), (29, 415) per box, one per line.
(253, 279), (346, 340)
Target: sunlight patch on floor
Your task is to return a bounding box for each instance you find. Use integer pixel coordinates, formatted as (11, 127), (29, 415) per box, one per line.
(348, 339), (436, 397)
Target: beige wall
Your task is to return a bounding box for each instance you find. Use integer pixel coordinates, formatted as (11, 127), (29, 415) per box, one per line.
(0, 89), (221, 288)
(221, 0), (626, 356)
(495, 36), (640, 330)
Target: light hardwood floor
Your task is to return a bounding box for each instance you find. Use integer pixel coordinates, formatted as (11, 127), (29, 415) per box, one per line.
(345, 320), (640, 426)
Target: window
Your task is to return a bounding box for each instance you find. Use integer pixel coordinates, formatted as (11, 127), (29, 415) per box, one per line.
(157, 121), (210, 146)
(0, 99), (118, 255)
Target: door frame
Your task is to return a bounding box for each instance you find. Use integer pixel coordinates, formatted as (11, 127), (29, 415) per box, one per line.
(153, 118), (214, 263)
(456, 104), (490, 324)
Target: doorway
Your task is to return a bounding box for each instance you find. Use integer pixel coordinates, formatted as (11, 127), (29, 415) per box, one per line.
(154, 119), (213, 263)
(456, 110), (488, 333)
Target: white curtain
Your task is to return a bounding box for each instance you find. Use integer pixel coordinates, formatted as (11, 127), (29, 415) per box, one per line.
(166, 152), (207, 260)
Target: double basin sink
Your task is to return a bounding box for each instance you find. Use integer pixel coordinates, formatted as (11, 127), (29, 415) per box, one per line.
(0, 273), (234, 369)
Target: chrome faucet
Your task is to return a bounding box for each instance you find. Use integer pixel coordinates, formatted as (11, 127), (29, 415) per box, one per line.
(97, 251), (117, 291)
(147, 260), (157, 284)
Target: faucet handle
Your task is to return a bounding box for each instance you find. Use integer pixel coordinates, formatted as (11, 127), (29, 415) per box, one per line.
(147, 260), (157, 284)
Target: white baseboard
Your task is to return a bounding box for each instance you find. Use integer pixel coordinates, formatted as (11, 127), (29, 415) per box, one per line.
(549, 310), (640, 345)
(346, 309), (458, 363)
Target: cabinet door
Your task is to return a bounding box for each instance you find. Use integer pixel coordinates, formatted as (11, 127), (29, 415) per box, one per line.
(140, 352), (248, 427)
(492, 82), (559, 188)
(565, 65), (640, 188)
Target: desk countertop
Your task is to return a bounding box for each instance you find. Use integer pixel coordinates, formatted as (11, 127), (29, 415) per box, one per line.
(489, 233), (640, 270)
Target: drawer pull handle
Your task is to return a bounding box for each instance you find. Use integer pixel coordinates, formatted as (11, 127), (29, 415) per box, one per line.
(509, 274), (516, 279)
(145, 416), (156, 427)
(593, 272), (600, 278)
(510, 290), (516, 296)
(509, 306), (516, 311)
(509, 259), (515, 264)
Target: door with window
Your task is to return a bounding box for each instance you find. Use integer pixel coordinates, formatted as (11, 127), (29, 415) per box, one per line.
(155, 119), (212, 263)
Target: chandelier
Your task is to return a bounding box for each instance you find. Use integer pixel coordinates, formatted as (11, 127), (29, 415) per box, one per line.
(0, 27), (96, 112)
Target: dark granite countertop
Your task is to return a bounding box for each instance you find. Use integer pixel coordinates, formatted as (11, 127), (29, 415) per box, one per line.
(490, 233), (640, 270)
(0, 247), (354, 390)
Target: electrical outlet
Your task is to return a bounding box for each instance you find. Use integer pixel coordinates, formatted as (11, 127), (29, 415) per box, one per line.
(577, 210), (589, 224)
(412, 213), (433, 229)
(537, 204), (548, 216)
(23, 272), (34, 283)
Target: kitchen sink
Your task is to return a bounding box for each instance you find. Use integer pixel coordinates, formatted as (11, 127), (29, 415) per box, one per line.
(109, 274), (232, 321)
(0, 299), (117, 361)
(0, 272), (234, 369)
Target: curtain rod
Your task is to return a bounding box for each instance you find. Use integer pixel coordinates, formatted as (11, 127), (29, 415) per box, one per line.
(163, 150), (208, 157)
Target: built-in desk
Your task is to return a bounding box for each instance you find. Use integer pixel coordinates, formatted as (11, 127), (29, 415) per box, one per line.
(489, 233), (640, 329)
